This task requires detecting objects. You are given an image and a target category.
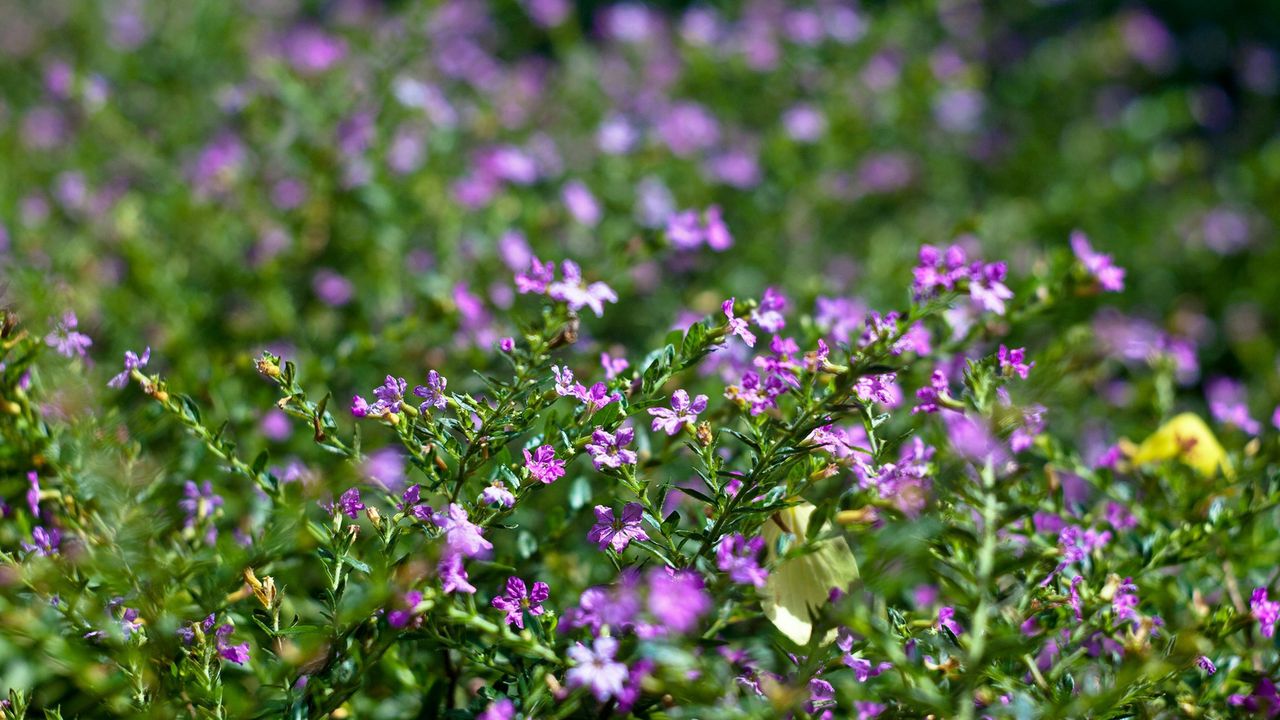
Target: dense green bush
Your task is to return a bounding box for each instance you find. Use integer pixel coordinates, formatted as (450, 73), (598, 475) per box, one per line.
(2, 1), (1279, 717)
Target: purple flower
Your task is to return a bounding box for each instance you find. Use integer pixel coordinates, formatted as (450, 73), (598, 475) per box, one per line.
(914, 370), (952, 414)
(1252, 588), (1280, 638)
(648, 390), (708, 435)
(388, 590), (424, 629)
(936, 606), (963, 635)
(585, 427), (637, 470)
(970, 262), (1014, 315)
(1207, 377), (1260, 435)
(723, 298), (756, 347)
(998, 345), (1034, 380)
(27, 471), (40, 518)
(1113, 577), (1141, 625)
(413, 370), (449, 412)
(281, 26), (347, 74)
(578, 382), (620, 412)
(499, 337), (516, 353)
(552, 365), (578, 397)
(547, 261), (618, 317)
(515, 256), (556, 295)
(1273, 406), (1280, 431)
(855, 701), (887, 719)
(646, 568), (710, 634)
(524, 445), (566, 485)
(601, 352), (629, 379)
(477, 698), (517, 720)
(491, 576), (550, 629)
(480, 483), (515, 508)
(107, 347), (150, 388)
(180, 480), (224, 544)
(1010, 405), (1046, 453)
(566, 636), (629, 702)
(45, 312), (92, 358)
(1196, 655), (1217, 675)
(562, 181), (601, 227)
(216, 624), (250, 665)
(665, 206), (733, 252)
(854, 372), (898, 406)
(912, 244), (970, 299)
(587, 503), (649, 552)
(337, 488), (364, 519)
(1071, 231), (1125, 292)
(801, 677), (836, 714)
(433, 503), (493, 558)
(22, 526), (60, 556)
(752, 287), (788, 333)
(439, 553), (476, 594)
(716, 534), (768, 587)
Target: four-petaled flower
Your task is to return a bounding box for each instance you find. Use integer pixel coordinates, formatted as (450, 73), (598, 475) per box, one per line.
(490, 576), (550, 629)
(107, 347), (150, 388)
(585, 427), (637, 470)
(587, 503), (649, 552)
(524, 444), (566, 484)
(648, 390), (708, 435)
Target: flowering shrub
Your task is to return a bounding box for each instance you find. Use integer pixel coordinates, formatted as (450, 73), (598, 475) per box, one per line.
(3, 1), (1280, 718)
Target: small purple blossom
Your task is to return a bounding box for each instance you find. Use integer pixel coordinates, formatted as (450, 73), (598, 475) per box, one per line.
(524, 444), (566, 484)
(854, 372), (898, 406)
(1252, 587), (1280, 638)
(751, 287), (788, 333)
(216, 624), (250, 665)
(180, 480), (224, 544)
(433, 503), (493, 558)
(585, 427), (637, 470)
(515, 256), (556, 294)
(337, 488), (364, 519)
(646, 568), (710, 634)
(491, 576), (550, 629)
(914, 370), (952, 414)
(45, 312), (92, 358)
(1071, 231), (1125, 292)
(439, 553), (476, 594)
(1112, 577), (1141, 625)
(936, 606), (963, 635)
(566, 636), (629, 702)
(587, 503), (649, 552)
(547, 261), (618, 317)
(1197, 655), (1217, 675)
(27, 471), (40, 518)
(22, 526), (61, 557)
(648, 390), (708, 435)
(107, 347), (150, 388)
(413, 370), (449, 412)
(1207, 377), (1260, 435)
(601, 352), (629, 379)
(998, 345), (1034, 379)
(480, 483), (515, 508)
(715, 533), (768, 587)
(388, 590), (424, 629)
(477, 698), (517, 720)
(723, 298), (756, 347)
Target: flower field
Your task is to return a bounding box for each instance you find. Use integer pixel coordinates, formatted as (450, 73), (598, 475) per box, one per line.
(2, 1), (1280, 717)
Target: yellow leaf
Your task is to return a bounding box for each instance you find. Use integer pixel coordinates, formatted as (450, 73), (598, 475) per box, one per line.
(1126, 412), (1232, 478)
(760, 502), (858, 645)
